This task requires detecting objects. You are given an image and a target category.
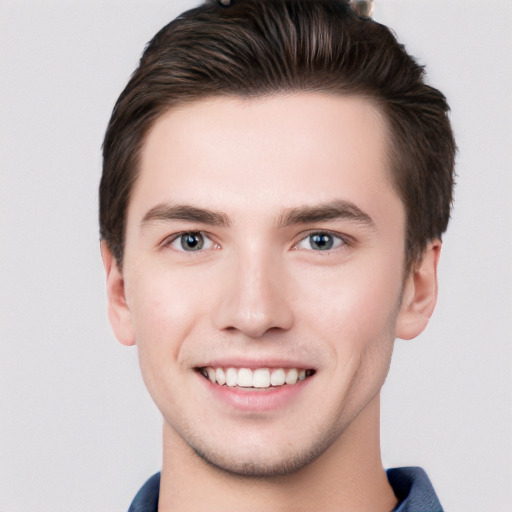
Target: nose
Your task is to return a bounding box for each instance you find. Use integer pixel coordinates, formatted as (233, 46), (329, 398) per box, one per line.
(212, 250), (294, 338)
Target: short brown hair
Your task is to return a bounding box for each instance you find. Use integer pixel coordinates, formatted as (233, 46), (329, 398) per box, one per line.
(100, 0), (456, 269)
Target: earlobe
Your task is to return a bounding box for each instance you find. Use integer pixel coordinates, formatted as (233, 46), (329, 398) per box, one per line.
(100, 241), (136, 346)
(395, 240), (442, 340)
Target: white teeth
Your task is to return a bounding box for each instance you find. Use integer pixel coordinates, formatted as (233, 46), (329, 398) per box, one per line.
(215, 367), (226, 386)
(207, 367), (216, 384)
(237, 368), (253, 387)
(285, 368), (298, 385)
(226, 367), (238, 387)
(253, 368), (271, 388)
(203, 366), (311, 388)
(270, 368), (286, 386)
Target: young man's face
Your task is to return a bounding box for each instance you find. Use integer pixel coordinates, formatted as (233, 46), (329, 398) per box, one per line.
(103, 94), (436, 477)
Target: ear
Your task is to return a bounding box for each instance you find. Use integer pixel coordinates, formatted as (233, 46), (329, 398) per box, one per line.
(395, 240), (442, 340)
(100, 241), (135, 346)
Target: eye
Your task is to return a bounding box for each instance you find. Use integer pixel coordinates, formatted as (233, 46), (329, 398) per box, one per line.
(167, 232), (217, 252)
(296, 232), (345, 251)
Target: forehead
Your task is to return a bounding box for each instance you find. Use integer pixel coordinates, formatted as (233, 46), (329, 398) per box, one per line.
(129, 93), (400, 225)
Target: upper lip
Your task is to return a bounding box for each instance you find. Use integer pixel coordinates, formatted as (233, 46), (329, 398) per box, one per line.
(195, 357), (316, 370)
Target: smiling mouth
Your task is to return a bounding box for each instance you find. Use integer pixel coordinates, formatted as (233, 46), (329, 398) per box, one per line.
(197, 366), (315, 389)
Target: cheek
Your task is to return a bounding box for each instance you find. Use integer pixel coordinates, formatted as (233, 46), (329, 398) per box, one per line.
(123, 270), (208, 414)
(307, 265), (400, 405)
(297, 258), (403, 340)
(125, 268), (207, 372)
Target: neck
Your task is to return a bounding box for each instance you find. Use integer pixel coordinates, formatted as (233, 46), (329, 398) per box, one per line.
(158, 394), (397, 512)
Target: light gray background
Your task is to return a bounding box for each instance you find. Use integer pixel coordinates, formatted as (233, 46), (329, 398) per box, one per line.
(1, 1), (510, 511)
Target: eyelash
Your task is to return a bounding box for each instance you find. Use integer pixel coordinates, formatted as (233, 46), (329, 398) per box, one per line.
(164, 231), (219, 253)
(294, 230), (349, 252)
(163, 230), (350, 254)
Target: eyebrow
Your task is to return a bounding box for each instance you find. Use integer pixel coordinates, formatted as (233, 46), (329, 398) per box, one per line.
(141, 203), (231, 228)
(277, 200), (375, 229)
(140, 199), (375, 230)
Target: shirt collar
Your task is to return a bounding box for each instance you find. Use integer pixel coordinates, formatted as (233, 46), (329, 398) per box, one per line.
(128, 466), (443, 512)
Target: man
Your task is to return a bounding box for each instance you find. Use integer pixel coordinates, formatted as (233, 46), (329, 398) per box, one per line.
(99, 1), (455, 510)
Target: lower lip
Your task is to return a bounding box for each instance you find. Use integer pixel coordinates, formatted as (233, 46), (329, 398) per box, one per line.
(198, 373), (312, 413)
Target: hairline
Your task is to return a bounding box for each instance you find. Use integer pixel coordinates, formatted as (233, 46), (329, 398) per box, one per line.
(110, 93), (412, 266)
(111, 89), (410, 268)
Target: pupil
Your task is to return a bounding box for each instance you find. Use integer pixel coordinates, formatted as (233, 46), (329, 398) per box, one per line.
(310, 233), (333, 250)
(181, 233), (203, 251)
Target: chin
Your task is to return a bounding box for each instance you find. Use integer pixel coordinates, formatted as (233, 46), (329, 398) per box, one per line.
(188, 430), (337, 479)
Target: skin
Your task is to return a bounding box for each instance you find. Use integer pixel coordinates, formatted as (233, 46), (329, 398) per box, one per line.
(102, 94), (441, 511)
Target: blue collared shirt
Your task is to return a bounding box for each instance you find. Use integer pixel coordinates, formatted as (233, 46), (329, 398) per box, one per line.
(128, 466), (443, 512)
